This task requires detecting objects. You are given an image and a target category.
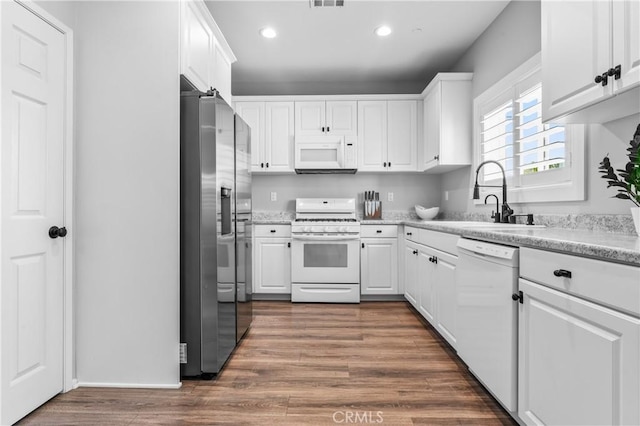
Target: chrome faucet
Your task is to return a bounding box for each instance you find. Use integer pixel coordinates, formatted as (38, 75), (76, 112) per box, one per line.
(473, 160), (513, 223)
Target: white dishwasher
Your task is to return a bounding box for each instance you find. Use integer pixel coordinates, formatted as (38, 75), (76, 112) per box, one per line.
(456, 238), (519, 414)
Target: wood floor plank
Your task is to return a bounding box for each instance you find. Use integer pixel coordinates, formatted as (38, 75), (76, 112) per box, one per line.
(18, 301), (516, 425)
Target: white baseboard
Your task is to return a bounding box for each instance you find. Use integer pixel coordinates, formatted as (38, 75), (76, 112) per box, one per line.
(76, 381), (182, 390)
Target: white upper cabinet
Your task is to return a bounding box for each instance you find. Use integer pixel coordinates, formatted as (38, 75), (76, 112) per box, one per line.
(542, 0), (639, 123)
(234, 101), (295, 173)
(358, 100), (418, 172)
(421, 73), (472, 173)
(295, 100), (357, 137)
(234, 102), (264, 171)
(180, 0), (236, 103)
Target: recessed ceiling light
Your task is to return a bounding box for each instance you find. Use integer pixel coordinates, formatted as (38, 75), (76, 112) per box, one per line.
(375, 26), (392, 37)
(260, 27), (277, 39)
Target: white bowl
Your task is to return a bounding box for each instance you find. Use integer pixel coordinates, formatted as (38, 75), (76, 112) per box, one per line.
(415, 205), (439, 221)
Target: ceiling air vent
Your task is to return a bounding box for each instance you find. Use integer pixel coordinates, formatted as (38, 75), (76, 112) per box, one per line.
(311, 0), (344, 7)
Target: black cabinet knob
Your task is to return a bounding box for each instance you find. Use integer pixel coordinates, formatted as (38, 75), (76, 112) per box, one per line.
(287, 242), (291, 248)
(553, 269), (572, 278)
(376, 230), (382, 233)
(321, 126), (325, 132)
(388, 162), (391, 167)
(270, 229), (276, 233)
(434, 155), (439, 160)
(362, 243), (365, 249)
(261, 163), (264, 168)
(266, 162), (269, 168)
(383, 162), (387, 167)
(49, 226), (67, 239)
(327, 126), (330, 132)
(412, 250), (418, 255)
(595, 73), (608, 86)
(512, 293), (519, 301)
(406, 232), (412, 236)
(595, 75), (603, 83)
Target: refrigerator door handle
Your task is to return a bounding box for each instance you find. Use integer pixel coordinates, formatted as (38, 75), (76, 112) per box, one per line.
(221, 187), (232, 235)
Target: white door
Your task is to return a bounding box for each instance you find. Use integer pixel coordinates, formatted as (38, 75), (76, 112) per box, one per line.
(417, 248), (435, 325)
(541, 0), (612, 121)
(254, 238), (291, 293)
(295, 101), (325, 136)
(357, 101), (387, 171)
(1, 2), (66, 424)
(387, 100), (417, 171)
(235, 102), (264, 171)
(518, 279), (640, 426)
(612, 0), (640, 94)
(326, 101), (357, 137)
(434, 252), (457, 349)
(265, 102), (294, 172)
(403, 243), (418, 307)
(423, 86), (441, 170)
(361, 239), (397, 295)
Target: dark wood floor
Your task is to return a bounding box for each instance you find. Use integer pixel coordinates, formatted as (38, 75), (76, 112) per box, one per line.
(20, 301), (515, 425)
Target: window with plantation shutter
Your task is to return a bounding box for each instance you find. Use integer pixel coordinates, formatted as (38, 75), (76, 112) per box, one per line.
(474, 54), (585, 203)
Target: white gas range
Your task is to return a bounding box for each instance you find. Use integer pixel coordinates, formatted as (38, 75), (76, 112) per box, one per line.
(290, 198), (361, 303)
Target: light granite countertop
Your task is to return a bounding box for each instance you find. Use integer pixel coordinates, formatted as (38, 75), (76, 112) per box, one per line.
(404, 219), (640, 266)
(252, 211), (640, 266)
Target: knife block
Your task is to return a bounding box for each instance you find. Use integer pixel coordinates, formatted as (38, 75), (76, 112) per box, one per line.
(364, 200), (382, 220)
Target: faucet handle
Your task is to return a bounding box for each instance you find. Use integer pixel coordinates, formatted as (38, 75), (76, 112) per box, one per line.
(491, 211), (501, 223)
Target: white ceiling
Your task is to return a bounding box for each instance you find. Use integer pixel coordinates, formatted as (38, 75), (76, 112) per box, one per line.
(206, 0), (510, 96)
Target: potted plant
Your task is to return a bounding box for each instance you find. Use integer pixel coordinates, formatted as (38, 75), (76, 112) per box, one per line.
(599, 123), (640, 234)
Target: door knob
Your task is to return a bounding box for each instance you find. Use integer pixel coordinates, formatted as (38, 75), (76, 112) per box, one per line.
(49, 226), (67, 239)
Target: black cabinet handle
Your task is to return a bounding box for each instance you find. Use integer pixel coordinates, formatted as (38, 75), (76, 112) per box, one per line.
(434, 155), (439, 161)
(270, 229), (276, 233)
(266, 162), (269, 168)
(376, 230), (382, 233)
(327, 126), (330, 132)
(261, 163), (264, 168)
(383, 162), (387, 167)
(321, 126), (325, 132)
(412, 250), (418, 255)
(609, 64), (621, 80)
(362, 242), (365, 248)
(595, 73), (608, 86)
(512, 291), (523, 304)
(406, 232), (412, 236)
(388, 162), (391, 167)
(287, 242), (291, 248)
(553, 269), (572, 278)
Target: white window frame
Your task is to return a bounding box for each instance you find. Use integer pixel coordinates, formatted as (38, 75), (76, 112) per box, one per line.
(473, 53), (586, 204)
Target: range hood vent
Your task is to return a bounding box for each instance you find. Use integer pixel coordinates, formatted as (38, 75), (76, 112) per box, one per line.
(295, 168), (356, 175)
(310, 0), (344, 7)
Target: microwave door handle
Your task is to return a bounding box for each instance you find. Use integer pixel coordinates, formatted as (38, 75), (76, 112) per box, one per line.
(292, 235), (360, 241)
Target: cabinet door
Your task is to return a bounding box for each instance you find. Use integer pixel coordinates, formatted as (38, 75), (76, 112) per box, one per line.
(423, 86), (441, 170)
(404, 243), (418, 307)
(326, 101), (357, 137)
(235, 102), (264, 171)
(518, 279), (640, 426)
(357, 101), (387, 171)
(417, 248), (435, 325)
(295, 101), (325, 137)
(434, 251), (456, 349)
(542, 0), (612, 121)
(387, 100), (417, 171)
(361, 238), (398, 295)
(265, 102), (294, 172)
(613, 0), (640, 94)
(180, 0), (214, 92)
(213, 42), (232, 104)
(254, 238), (291, 293)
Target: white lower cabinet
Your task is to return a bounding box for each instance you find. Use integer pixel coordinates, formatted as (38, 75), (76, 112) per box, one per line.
(403, 226), (459, 349)
(254, 225), (291, 294)
(361, 225), (398, 295)
(518, 247), (640, 426)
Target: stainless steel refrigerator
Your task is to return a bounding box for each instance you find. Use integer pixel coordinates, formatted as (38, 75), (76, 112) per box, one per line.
(180, 78), (252, 378)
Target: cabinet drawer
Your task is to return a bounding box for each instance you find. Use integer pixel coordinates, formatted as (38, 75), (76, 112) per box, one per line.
(520, 247), (640, 317)
(361, 225), (398, 238)
(404, 226), (421, 242)
(419, 229), (459, 256)
(254, 225), (291, 238)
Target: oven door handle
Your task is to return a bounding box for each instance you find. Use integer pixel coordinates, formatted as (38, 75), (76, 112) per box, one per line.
(291, 235), (360, 242)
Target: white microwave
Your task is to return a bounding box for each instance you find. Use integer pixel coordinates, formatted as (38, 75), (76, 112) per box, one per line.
(294, 135), (357, 174)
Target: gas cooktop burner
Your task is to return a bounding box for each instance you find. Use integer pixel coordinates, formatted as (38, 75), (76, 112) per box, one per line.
(295, 218), (358, 222)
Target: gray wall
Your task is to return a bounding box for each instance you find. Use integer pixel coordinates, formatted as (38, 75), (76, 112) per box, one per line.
(441, 0), (640, 216)
(36, 0), (181, 387)
(253, 173), (441, 212)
